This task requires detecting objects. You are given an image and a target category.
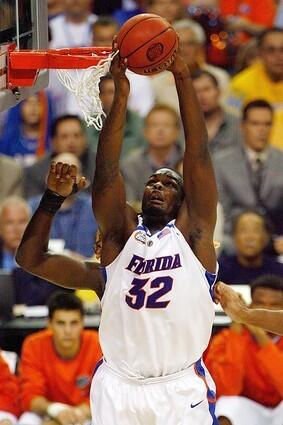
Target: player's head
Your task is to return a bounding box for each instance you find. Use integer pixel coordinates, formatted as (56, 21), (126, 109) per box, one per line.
(142, 168), (184, 219)
(48, 292), (84, 352)
(250, 275), (283, 310)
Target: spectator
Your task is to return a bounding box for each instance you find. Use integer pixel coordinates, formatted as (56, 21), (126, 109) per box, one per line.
(28, 152), (97, 259)
(0, 197), (30, 271)
(214, 100), (283, 249)
(192, 70), (241, 154)
(48, 1), (97, 116)
(206, 274), (283, 425)
(226, 28), (283, 149)
(86, 73), (145, 158)
(113, 0), (145, 25)
(218, 211), (283, 284)
(151, 19), (230, 112)
(49, 0), (96, 49)
(92, 15), (120, 46)
(0, 155), (23, 201)
(18, 292), (102, 425)
(121, 104), (183, 202)
(234, 38), (259, 74)
(0, 196), (65, 306)
(0, 93), (53, 167)
(220, 0), (276, 41)
(47, 0), (65, 18)
(0, 352), (19, 425)
(145, 0), (187, 23)
(24, 115), (96, 198)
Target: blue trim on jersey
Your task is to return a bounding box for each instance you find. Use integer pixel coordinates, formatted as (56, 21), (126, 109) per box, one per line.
(195, 360), (219, 425)
(92, 358), (103, 378)
(100, 266), (107, 283)
(205, 270), (218, 301)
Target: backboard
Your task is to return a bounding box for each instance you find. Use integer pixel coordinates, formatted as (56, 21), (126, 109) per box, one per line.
(0, 0), (49, 112)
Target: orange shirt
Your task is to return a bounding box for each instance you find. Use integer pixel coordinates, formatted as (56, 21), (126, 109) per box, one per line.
(19, 329), (102, 411)
(0, 353), (20, 416)
(206, 328), (283, 407)
(220, 0), (275, 27)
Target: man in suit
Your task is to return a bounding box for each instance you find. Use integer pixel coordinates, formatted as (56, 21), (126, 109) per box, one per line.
(214, 99), (283, 252)
(24, 115), (96, 199)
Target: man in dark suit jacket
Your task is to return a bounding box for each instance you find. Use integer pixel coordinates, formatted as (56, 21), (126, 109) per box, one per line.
(214, 99), (283, 251)
(24, 115), (96, 198)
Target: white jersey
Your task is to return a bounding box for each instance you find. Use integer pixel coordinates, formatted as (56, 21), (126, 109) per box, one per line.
(99, 218), (218, 379)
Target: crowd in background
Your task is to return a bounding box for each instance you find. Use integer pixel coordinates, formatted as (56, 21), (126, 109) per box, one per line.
(0, 0), (283, 424)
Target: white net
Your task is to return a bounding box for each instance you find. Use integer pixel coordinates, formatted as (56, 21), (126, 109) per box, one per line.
(56, 50), (117, 130)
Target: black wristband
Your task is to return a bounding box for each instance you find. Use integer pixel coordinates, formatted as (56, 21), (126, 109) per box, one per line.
(38, 189), (66, 215)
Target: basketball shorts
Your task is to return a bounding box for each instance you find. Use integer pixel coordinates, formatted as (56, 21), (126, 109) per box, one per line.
(90, 359), (218, 425)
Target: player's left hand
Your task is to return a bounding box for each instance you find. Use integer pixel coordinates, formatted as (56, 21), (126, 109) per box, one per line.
(47, 162), (86, 197)
(215, 282), (248, 323)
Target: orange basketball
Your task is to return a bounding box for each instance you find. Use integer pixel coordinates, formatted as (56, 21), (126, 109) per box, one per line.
(116, 13), (178, 75)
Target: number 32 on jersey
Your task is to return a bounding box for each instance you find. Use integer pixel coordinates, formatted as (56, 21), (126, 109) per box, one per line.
(125, 276), (173, 310)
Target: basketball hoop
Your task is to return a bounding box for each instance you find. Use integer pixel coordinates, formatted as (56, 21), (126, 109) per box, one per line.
(7, 45), (114, 129)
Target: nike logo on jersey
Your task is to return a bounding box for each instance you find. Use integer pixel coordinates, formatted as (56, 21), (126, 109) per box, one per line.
(126, 253), (182, 275)
(191, 400), (204, 408)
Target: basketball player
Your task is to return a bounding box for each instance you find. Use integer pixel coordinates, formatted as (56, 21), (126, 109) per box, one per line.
(90, 42), (218, 423)
(215, 281), (283, 335)
(16, 47), (218, 424)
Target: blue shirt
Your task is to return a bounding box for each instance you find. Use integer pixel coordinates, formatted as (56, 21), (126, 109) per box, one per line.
(29, 193), (97, 258)
(2, 251), (16, 271)
(218, 255), (283, 285)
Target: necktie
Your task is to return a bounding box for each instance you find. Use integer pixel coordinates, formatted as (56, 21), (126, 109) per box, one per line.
(253, 157), (264, 198)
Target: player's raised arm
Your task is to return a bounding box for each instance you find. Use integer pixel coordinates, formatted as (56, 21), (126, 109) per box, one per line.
(169, 52), (218, 272)
(16, 162), (104, 299)
(92, 46), (137, 264)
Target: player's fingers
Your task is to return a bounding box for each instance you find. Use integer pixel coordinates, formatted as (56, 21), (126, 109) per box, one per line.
(112, 35), (118, 51)
(55, 162), (63, 178)
(61, 163), (70, 178)
(69, 164), (78, 182)
(50, 161), (56, 175)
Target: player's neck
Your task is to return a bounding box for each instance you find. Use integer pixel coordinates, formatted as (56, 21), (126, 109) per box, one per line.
(237, 253), (263, 268)
(143, 214), (173, 234)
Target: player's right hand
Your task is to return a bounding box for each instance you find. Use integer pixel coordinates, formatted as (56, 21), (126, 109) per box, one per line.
(47, 161), (86, 197)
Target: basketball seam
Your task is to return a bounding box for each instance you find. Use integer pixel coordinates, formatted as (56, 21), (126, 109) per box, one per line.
(119, 19), (173, 58)
(118, 16), (165, 50)
(129, 37), (177, 70)
(125, 27), (174, 60)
